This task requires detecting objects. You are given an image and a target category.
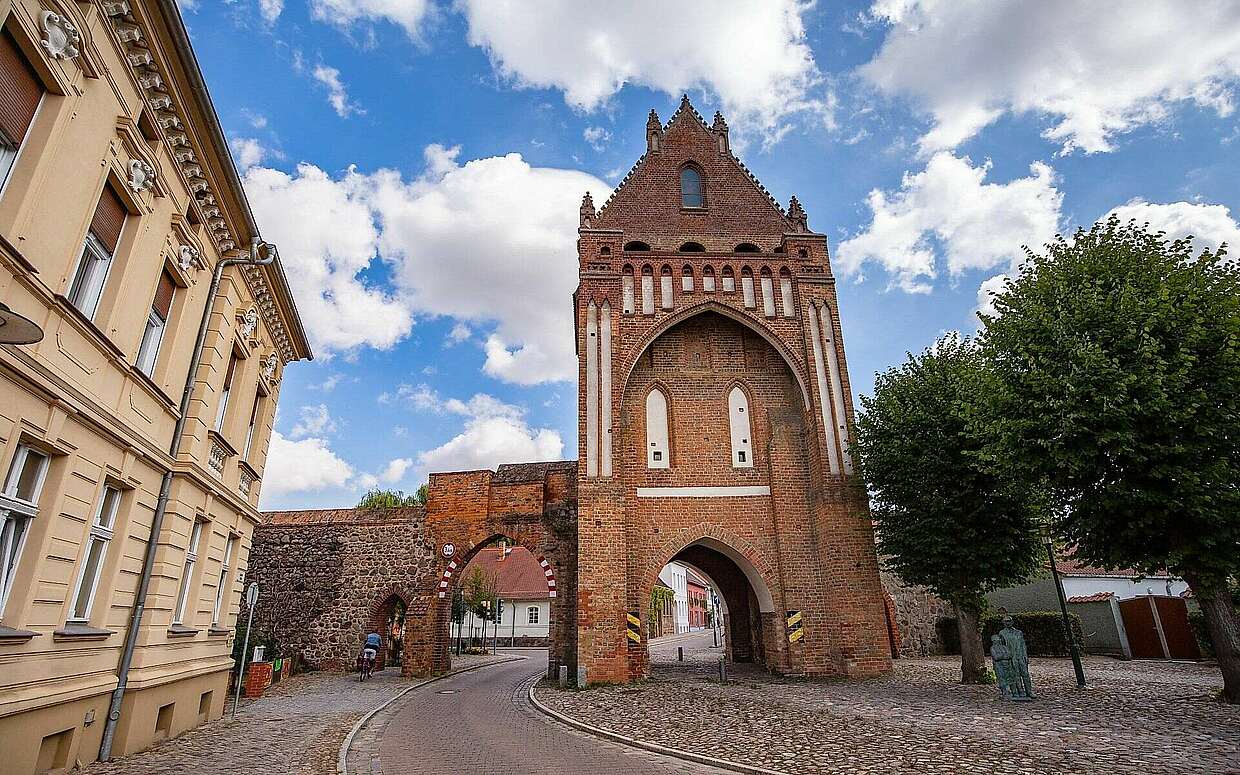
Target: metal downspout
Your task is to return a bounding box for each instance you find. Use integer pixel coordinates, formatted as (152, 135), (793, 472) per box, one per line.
(99, 239), (277, 760)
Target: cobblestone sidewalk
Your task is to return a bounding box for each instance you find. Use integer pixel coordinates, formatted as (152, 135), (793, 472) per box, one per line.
(539, 641), (1240, 775)
(83, 653), (509, 775)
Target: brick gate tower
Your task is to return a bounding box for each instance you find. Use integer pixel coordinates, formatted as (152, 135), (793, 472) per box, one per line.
(574, 97), (893, 684)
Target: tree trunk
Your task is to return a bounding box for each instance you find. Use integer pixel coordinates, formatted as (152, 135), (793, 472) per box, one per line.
(1189, 576), (1240, 704)
(956, 606), (987, 684)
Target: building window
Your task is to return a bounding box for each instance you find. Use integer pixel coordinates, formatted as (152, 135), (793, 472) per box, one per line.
(68, 185), (127, 320)
(243, 388), (264, 460)
(703, 265), (716, 292)
(173, 520), (204, 625)
(660, 265), (674, 309)
(645, 388), (670, 469)
(0, 29), (45, 193)
(68, 485), (120, 622)
(680, 166), (703, 208)
(212, 534), (236, 625)
(682, 265), (695, 293)
(728, 386), (754, 468)
(721, 266), (735, 293)
(136, 271), (176, 376)
(0, 445), (48, 616)
(527, 606), (539, 625)
(214, 354), (238, 432)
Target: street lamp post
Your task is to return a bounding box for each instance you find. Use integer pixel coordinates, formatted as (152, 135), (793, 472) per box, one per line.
(1044, 535), (1086, 687)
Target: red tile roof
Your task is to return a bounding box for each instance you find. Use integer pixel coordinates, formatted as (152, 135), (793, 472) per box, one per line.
(1053, 556), (1174, 579)
(463, 546), (551, 599)
(1067, 592), (1115, 603)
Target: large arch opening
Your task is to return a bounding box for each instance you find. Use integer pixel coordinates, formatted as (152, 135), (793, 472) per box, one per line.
(644, 537), (780, 676)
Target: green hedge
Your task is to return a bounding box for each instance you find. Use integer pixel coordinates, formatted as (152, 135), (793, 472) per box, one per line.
(981, 611), (1085, 657)
(936, 611), (1084, 657)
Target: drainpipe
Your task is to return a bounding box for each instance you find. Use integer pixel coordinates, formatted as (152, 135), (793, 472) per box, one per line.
(99, 239), (277, 760)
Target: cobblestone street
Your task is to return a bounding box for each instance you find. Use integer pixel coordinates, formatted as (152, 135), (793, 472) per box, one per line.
(81, 653), (508, 775)
(540, 631), (1240, 775)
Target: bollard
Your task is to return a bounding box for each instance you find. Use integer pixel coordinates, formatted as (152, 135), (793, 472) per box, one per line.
(576, 666), (587, 688)
(677, 646), (684, 662)
(718, 656), (727, 682)
(558, 665), (568, 688)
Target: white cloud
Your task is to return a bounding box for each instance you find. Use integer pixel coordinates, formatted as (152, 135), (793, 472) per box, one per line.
(415, 392), (562, 474)
(445, 322), (471, 346)
(312, 373), (344, 392)
(379, 457), (414, 484)
(836, 152), (1062, 293)
(243, 163), (414, 357)
(245, 146), (607, 379)
(1103, 199), (1240, 255)
(456, 0), (831, 144)
(231, 137), (268, 170)
(260, 431), (354, 503)
(258, 0), (283, 23)
(310, 0), (432, 37)
(313, 64), (363, 118)
(290, 403), (337, 439)
(975, 272), (1007, 320)
(583, 126), (611, 151)
(860, 0), (1240, 155)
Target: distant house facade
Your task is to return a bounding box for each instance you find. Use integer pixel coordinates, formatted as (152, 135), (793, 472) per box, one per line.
(658, 562), (691, 634)
(686, 569), (710, 630)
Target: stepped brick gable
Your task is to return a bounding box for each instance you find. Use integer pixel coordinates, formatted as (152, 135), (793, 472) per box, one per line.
(575, 97), (892, 683)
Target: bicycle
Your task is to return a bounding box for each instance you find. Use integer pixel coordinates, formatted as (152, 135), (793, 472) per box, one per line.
(358, 647), (376, 681)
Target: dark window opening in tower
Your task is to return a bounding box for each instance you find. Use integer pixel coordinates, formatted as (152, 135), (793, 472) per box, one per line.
(680, 166), (704, 208)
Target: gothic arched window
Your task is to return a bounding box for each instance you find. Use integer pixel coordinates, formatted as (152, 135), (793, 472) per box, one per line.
(646, 388), (670, 468)
(728, 386), (753, 468)
(680, 166), (704, 208)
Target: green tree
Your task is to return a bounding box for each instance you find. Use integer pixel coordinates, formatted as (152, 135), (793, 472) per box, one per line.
(462, 565), (498, 622)
(982, 217), (1240, 702)
(415, 483), (429, 506)
(854, 334), (1042, 684)
(356, 488), (421, 508)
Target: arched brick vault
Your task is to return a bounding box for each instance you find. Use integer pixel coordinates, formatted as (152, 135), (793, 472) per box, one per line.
(615, 299), (812, 408)
(367, 586), (412, 670)
(641, 525), (778, 614)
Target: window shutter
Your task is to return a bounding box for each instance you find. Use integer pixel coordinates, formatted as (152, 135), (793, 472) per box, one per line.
(153, 270), (175, 319)
(0, 30), (42, 148)
(89, 184), (127, 253)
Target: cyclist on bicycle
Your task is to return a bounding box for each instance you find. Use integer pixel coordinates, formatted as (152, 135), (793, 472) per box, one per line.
(361, 631), (380, 676)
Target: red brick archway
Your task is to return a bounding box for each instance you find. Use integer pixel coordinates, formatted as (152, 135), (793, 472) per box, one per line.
(367, 587), (410, 671)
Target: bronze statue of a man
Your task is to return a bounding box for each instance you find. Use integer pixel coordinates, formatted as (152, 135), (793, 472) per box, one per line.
(1000, 615), (1036, 700)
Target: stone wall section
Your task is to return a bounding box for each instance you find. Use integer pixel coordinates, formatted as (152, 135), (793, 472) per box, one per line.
(881, 569), (950, 657)
(247, 508), (433, 670)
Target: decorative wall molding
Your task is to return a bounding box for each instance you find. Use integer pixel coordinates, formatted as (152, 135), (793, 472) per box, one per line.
(239, 467), (254, 495)
(237, 307), (258, 340)
(261, 351), (278, 383)
(101, 2), (301, 364)
(40, 10), (81, 59)
(177, 244), (199, 273)
(635, 486), (771, 498)
(208, 437), (227, 473)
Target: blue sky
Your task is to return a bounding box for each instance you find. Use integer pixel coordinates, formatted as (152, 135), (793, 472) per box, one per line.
(180, 1), (1240, 510)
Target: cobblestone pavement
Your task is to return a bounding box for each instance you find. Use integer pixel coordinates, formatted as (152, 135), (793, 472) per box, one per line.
(540, 631), (1240, 775)
(357, 649), (733, 775)
(83, 652), (508, 775)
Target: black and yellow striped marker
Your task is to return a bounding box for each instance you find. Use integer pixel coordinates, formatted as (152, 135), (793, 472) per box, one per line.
(626, 611), (641, 644)
(786, 610), (803, 643)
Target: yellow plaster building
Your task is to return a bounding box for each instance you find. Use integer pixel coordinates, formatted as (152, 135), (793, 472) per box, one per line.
(0, 0), (310, 771)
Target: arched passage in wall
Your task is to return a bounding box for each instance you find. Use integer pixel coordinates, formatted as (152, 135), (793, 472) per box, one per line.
(426, 533), (561, 674)
(641, 531), (782, 674)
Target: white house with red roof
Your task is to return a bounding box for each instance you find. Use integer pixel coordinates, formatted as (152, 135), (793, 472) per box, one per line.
(451, 545), (552, 644)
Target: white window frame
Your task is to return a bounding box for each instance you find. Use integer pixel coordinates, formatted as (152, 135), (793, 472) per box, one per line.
(173, 520), (204, 625)
(214, 356), (235, 432)
(242, 392), (261, 460)
(0, 94), (44, 200)
(527, 606), (539, 625)
(135, 308), (167, 376)
(211, 534), (235, 625)
(68, 485), (120, 623)
(1, 445), (49, 617)
(67, 233), (115, 321)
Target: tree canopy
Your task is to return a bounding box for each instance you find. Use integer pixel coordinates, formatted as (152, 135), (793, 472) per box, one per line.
(357, 488), (422, 509)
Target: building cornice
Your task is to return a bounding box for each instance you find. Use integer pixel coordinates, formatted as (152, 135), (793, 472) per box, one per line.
(96, 0), (312, 363)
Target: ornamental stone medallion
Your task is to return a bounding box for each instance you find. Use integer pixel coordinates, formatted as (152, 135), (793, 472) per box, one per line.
(178, 244), (199, 273)
(40, 11), (81, 60)
(129, 159), (156, 193)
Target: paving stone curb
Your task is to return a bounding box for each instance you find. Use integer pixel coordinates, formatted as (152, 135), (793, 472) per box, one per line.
(337, 655), (526, 774)
(528, 680), (786, 775)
